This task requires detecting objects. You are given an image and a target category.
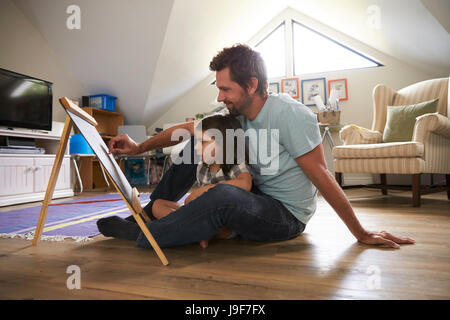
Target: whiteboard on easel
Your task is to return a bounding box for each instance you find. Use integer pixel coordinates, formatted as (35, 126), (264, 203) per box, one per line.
(66, 110), (133, 205)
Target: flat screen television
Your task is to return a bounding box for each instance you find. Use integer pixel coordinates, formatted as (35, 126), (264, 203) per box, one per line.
(0, 68), (53, 131)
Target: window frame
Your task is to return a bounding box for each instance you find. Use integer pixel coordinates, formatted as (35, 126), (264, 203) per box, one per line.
(291, 20), (382, 76)
(255, 22), (287, 79)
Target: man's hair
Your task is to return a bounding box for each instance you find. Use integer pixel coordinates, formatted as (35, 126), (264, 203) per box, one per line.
(209, 44), (268, 97)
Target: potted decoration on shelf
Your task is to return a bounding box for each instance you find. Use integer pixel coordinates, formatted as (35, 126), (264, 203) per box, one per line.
(316, 89), (341, 125)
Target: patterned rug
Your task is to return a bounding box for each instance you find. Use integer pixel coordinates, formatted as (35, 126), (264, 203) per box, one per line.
(0, 193), (188, 242)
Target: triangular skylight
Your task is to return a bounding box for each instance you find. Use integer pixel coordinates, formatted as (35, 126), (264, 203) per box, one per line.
(292, 21), (381, 75)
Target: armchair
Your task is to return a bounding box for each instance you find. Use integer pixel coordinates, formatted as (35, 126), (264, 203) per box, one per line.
(333, 76), (450, 206)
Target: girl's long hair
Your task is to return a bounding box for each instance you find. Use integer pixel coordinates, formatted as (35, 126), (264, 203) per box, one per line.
(197, 114), (249, 176)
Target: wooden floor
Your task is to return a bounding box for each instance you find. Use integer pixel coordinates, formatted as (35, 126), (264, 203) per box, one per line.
(0, 187), (449, 300)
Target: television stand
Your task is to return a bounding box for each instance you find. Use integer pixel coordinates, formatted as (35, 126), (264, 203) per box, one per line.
(0, 127), (73, 207)
(0, 147), (45, 154)
(0, 135), (37, 148)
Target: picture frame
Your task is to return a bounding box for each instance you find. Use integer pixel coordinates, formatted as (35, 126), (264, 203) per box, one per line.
(281, 78), (299, 99)
(268, 82), (280, 94)
(301, 77), (327, 107)
(328, 78), (348, 101)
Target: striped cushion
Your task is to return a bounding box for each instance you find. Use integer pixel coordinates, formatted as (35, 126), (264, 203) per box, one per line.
(334, 158), (424, 174)
(333, 142), (424, 159)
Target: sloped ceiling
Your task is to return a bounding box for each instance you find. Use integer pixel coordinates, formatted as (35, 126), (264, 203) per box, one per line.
(421, 0), (450, 33)
(13, 0), (450, 128)
(14, 0), (174, 125)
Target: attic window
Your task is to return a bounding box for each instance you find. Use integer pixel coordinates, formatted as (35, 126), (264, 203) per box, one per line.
(255, 23), (286, 78)
(292, 21), (380, 75)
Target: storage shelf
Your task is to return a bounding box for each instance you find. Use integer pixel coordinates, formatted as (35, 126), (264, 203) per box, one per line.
(75, 107), (123, 138)
(73, 108), (124, 191)
(81, 107), (122, 116)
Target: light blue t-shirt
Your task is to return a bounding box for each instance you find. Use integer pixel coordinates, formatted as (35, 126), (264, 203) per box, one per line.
(237, 93), (322, 224)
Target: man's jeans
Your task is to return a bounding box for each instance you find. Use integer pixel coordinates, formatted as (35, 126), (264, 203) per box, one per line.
(136, 137), (305, 248)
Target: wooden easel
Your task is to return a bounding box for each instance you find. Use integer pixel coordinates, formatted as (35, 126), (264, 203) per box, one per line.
(32, 97), (169, 266)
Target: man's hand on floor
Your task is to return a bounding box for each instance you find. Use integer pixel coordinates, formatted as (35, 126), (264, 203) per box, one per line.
(357, 230), (415, 249)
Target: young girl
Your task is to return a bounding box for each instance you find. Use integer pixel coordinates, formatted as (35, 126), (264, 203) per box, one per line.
(151, 114), (252, 248)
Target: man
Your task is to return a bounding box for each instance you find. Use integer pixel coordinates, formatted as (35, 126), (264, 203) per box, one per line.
(98, 44), (414, 249)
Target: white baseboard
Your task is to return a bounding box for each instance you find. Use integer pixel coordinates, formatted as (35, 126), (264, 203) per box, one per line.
(342, 173), (374, 186)
(0, 189), (74, 207)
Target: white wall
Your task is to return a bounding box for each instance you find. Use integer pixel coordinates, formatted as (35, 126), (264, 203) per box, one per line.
(0, 0), (85, 123)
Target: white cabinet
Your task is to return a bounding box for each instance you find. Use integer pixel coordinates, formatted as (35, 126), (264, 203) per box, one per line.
(0, 157), (34, 196)
(0, 129), (74, 206)
(0, 155), (73, 206)
(34, 157), (71, 192)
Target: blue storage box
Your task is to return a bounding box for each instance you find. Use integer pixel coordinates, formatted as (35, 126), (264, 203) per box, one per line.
(70, 134), (94, 154)
(89, 94), (117, 111)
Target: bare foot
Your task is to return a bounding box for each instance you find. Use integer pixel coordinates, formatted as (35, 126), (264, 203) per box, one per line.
(215, 227), (233, 239)
(200, 240), (209, 248)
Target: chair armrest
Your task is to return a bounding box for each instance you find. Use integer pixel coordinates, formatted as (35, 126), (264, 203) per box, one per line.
(413, 113), (450, 143)
(339, 124), (383, 145)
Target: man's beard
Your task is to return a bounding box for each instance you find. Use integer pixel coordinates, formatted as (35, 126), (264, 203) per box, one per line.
(225, 92), (252, 116)
(228, 106), (240, 116)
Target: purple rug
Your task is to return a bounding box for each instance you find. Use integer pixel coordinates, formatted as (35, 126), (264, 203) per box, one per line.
(0, 193), (189, 241)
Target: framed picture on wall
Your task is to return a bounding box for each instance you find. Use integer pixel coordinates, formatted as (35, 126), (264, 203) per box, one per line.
(328, 78), (348, 101)
(281, 78), (299, 99)
(269, 82), (280, 94)
(301, 77), (327, 106)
